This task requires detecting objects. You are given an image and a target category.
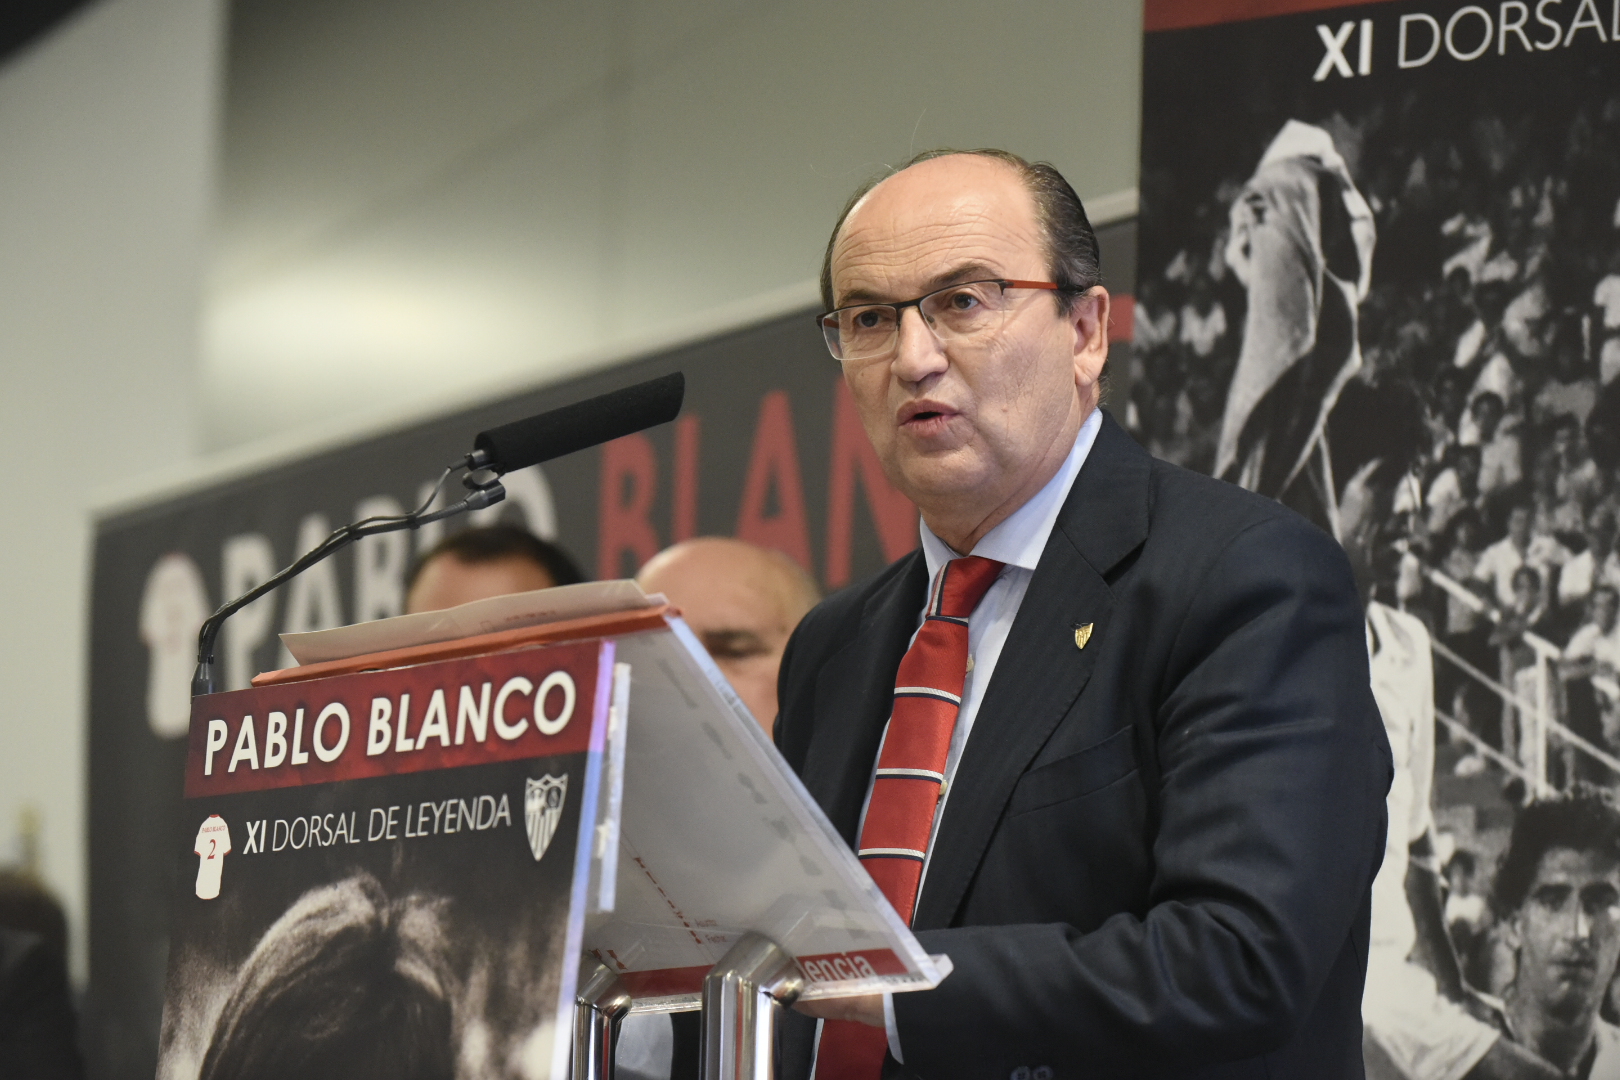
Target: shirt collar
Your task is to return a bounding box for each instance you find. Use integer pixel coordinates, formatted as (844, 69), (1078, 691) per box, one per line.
(920, 407), (1103, 579)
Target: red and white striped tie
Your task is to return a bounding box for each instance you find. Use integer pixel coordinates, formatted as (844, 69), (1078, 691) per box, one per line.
(814, 555), (1005, 1079)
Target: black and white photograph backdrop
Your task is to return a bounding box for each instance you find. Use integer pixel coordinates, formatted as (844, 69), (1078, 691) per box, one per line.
(157, 755), (589, 1080)
(1139, 1), (1620, 1076)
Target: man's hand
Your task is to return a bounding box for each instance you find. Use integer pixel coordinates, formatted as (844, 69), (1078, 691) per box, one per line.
(794, 993), (885, 1028)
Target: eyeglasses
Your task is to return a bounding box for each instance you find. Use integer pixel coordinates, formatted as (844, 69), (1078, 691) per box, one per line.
(816, 279), (1060, 362)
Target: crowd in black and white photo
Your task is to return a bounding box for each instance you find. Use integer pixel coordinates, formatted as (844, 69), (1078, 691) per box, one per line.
(1133, 80), (1620, 782)
(1133, 73), (1620, 1067)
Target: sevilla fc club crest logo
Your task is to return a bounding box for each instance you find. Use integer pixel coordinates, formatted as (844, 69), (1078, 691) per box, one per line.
(525, 775), (568, 862)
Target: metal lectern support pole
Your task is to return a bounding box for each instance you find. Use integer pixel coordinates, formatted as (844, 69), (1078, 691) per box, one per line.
(574, 956), (632, 1080)
(701, 933), (806, 1080)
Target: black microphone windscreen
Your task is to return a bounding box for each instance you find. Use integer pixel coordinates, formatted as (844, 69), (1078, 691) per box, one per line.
(473, 372), (685, 473)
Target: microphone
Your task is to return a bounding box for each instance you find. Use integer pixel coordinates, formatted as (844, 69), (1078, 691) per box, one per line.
(469, 371), (685, 474)
(192, 371), (686, 697)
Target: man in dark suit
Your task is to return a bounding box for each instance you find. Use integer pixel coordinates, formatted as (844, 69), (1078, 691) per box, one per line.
(778, 149), (1392, 1078)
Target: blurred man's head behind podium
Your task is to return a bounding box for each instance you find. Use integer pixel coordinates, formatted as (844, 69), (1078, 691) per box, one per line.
(405, 526), (816, 734)
(404, 524), (585, 614)
(637, 537), (820, 733)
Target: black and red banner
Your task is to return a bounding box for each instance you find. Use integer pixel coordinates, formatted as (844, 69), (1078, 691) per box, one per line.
(183, 639), (610, 798)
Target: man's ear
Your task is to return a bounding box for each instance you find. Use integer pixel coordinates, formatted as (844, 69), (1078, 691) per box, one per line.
(1502, 914), (1522, 955)
(1071, 286), (1111, 393)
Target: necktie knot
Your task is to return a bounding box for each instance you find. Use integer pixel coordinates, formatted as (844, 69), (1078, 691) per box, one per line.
(934, 556), (1005, 620)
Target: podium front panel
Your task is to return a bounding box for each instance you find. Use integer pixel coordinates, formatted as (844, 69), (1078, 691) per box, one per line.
(157, 638), (615, 1080)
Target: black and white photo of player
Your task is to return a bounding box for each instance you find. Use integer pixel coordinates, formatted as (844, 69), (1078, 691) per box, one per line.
(156, 757), (588, 1080)
(1139, 4), (1620, 1077)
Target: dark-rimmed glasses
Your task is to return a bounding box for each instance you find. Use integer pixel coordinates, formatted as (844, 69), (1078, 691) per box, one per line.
(816, 279), (1060, 362)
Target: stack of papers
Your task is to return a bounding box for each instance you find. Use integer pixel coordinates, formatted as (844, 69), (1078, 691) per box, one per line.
(280, 580), (665, 665)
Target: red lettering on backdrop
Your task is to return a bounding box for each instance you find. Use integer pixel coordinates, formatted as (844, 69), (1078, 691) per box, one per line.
(734, 391), (813, 572)
(598, 433), (661, 579)
(1109, 294), (1135, 343)
(672, 414), (701, 542)
(825, 378), (917, 588)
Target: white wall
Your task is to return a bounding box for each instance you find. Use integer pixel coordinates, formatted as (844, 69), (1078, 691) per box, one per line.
(0, 0), (222, 979)
(204, 0), (1144, 450)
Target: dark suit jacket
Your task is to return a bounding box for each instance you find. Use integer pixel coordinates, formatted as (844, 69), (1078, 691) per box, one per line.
(0, 928), (84, 1080)
(775, 414), (1392, 1079)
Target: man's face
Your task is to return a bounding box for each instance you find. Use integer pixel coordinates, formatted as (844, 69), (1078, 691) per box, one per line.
(828, 156), (1108, 540)
(1336, 461), (1393, 603)
(1534, 457), (1560, 496)
(405, 555), (555, 614)
(1454, 519), (1479, 552)
(1509, 508), (1532, 547)
(1512, 847), (1620, 1025)
(636, 540), (810, 733)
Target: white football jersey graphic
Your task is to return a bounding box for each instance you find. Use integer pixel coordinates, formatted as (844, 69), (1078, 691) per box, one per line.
(193, 815), (232, 899)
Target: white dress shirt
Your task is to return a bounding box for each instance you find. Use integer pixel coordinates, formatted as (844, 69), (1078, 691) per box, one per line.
(1362, 602), (1499, 1080)
(1589, 1017), (1620, 1075)
(837, 409), (1102, 1065)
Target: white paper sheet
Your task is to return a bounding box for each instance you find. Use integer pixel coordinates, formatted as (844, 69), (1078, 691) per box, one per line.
(591, 617), (952, 1011)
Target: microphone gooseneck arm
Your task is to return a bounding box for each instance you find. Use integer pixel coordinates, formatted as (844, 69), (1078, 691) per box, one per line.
(190, 371), (686, 699)
(190, 464), (505, 698)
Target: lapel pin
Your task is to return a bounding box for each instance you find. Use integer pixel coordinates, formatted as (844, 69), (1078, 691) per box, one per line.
(1073, 623), (1094, 651)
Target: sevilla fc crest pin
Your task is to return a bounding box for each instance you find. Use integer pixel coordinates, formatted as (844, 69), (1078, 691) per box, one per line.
(524, 774), (568, 862)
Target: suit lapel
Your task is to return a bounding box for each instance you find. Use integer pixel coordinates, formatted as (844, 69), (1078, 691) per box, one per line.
(799, 553), (929, 844)
(913, 413), (1152, 929)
